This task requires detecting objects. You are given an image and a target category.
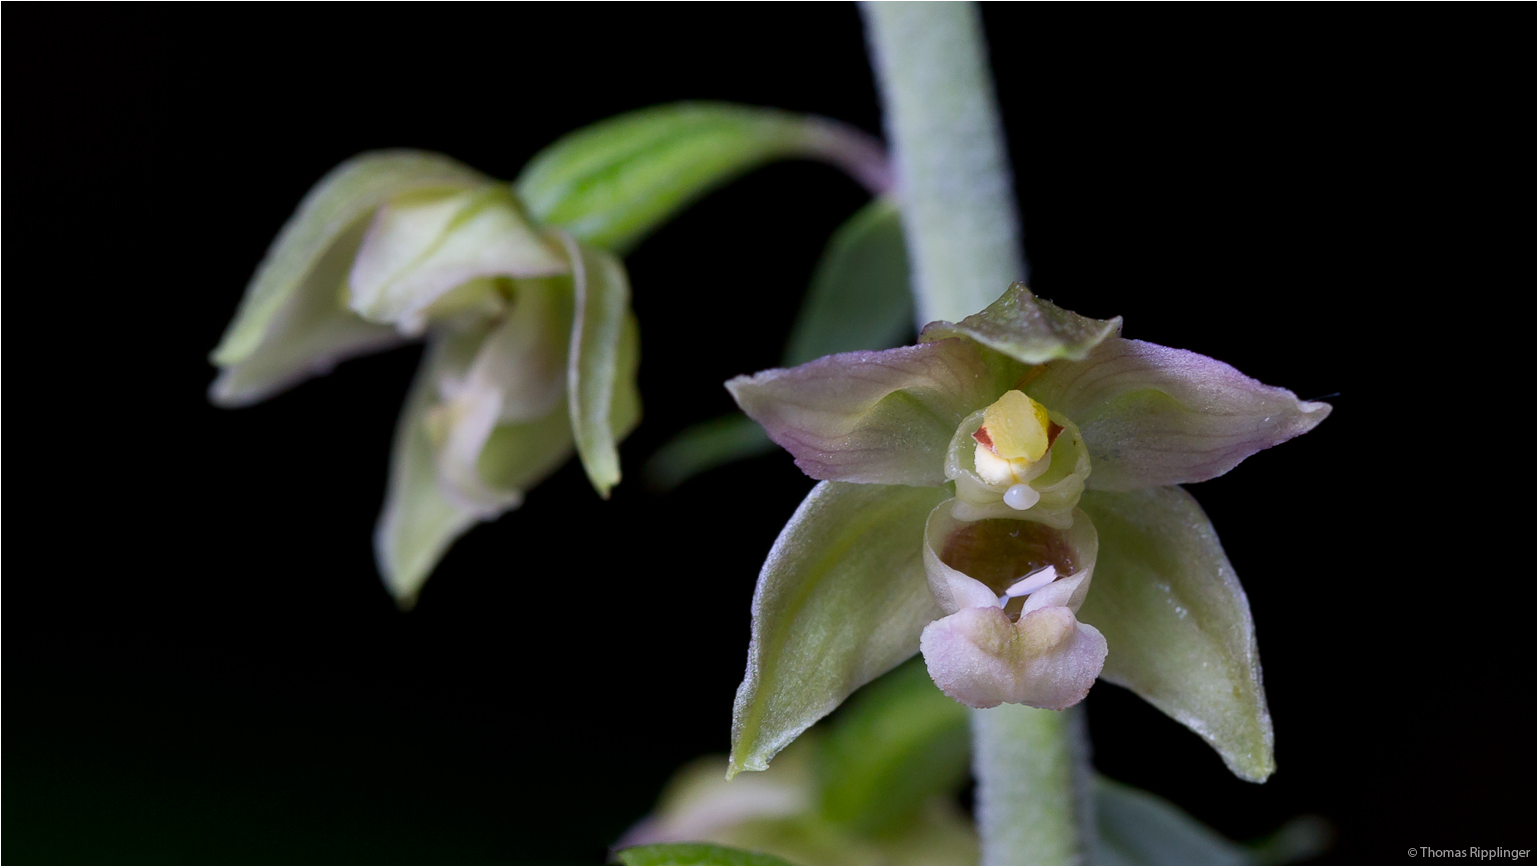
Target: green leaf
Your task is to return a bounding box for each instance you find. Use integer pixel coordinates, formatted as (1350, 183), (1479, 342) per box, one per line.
(517, 102), (884, 253)
(564, 237), (636, 497)
(644, 196), (913, 491)
(1091, 775), (1251, 865)
(644, 414), (777, 492)
(1090, 775), (1331, 865)
(782, 197), (913, 366)
(210, 150), (488, 406)
(815, 658), (969, 835)
(1077, 487), (1275, 782)
(615, 843), (794, 866)
(729, 482), (951, 779)
(918, 281), (1120, 366)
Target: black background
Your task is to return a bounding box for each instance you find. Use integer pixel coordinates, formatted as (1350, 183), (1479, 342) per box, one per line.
(5, 5), (1533, 865)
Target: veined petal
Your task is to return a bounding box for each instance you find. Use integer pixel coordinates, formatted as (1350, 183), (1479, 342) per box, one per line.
(1026, 337), (1331, 491)
(919, 606), (1107, 710)
(1076, 487), (1275, 782)
(210, 150), (488, 406)
(729, 481), (951, 779)
(349, 185), (567, 333)
(728, 339), (1011, 487)
(564, 236), (640, 498)
(918, 282), (1121, 365)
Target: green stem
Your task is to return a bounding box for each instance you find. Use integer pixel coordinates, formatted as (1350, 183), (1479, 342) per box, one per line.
(862, 3), (1091, 863)
(972, 705), (1095, 864)
(861, 1), (1026, 327)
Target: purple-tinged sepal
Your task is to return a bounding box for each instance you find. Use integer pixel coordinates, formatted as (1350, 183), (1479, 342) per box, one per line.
(1025, 337), (1331, 491)
(727, 339), (1011, 487)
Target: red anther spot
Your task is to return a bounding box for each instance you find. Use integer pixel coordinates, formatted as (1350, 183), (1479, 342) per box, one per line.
(1046, 421), (1064, 448)
(972, 426), (994, 449)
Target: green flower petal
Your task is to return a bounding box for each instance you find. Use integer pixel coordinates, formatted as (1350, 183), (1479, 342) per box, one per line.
(373, 329), (487, 607)
(348, 185), (565, 332)
(729, 481), (951, 779)
(209, 150), (488, 406)
(1077, 487), (1275, 782)
(563, 237), (640, 498)
(918, 282), (1121, 366)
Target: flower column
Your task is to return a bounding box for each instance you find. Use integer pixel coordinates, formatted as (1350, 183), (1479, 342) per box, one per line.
(861, 3), (1090, 863)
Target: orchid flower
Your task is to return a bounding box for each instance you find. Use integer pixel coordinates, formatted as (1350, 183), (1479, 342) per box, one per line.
(725, 283), (1329, 783)
(208, 151), (639, 605)
(208, 104), (889, 605)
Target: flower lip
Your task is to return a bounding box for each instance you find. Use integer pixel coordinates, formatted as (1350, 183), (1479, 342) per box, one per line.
(939, 517), (1080, 621)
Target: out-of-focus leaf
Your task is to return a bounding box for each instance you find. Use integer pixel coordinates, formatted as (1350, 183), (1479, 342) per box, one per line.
(564, 236), (635, 497)
(518, 102), (884, 253)
(729, 482), (951, 779)
(621, 739), (977, 867)
(615, 843), (795, 866)
(919, 281), (1120, 367)
(644, 414), (777, 492)
(815, 658), (968, 835)
(1247, 815), (1333, 865)
(782, 197), (912, 365)
(1077, 487), (1275, 782)
(646, 196), (913, 491)
(1091, 775), (1250, 866)
(210, 151), (487, 406)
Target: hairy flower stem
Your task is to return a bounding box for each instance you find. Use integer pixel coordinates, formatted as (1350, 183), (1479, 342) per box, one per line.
(861, 1), (1027, 328)
(973, 706), (1095, 864)
(862, 3), (1091, 863)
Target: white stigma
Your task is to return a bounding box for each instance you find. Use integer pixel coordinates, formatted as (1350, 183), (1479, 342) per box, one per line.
(997, 566), (1058, 607)
(1003, 483), (1040, 511)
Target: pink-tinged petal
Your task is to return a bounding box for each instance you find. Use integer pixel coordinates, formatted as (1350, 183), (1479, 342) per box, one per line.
(920, 606), (1107, 710)
(1026, 338), (1331, 491)
(922, 500), (1099, 616)
(727, 339), (1010, 486)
